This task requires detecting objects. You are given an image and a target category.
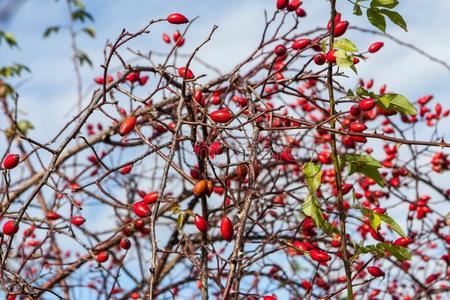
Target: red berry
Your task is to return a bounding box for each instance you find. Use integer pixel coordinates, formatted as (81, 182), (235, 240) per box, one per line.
(342, 183), (352, 195)
(194, 89), (205, 106)
(96, 251), (109, 263)
(367, 266), (385, 277)
(295, 7), (306, 17)
(333, 21), (349, 37)
(393, 237), (411, 247)
(359, 98), (376, 111)
(276, 0), (289, 10)
(313, 53), (326, 65)
(350, 105), (361, 116)
(209, 109), (233, 123)
(119, 116), (137, 136)
(3, 154), (20, 169)
(167, 13), (189, 24)
(274, 44), (287, 57)
(2, 220), (19, 236)
(326, 49), (336, 63)
(126, 72), (140, 83)
(349, 122), (367, 132)
(372, 207), (386, 214)
(292, 38), (310, 50)
(178, 67), (194, 79)
(162, 33), (171, 43)
(342, 136), (356, 148)
(327, 12), (342, 30)
(263, 296), (277, 300)
(194, 214), (208, 233)
(120, 238), (131, 250)
(309, 249), (331, 262)
(369, 228), (385, 242)
(120, 164), (133, 175)
(94, 76), (104, 84)
(301, 279), (312, 290)
(6, 294), (16, 300)
(139, 75), (149, 86)
(287, 0), (301, 11)
(368, 42), (384, 53)
(144, 192), (159, 205)
(71, 216), (85, 226)
(173, 30), (182, 42)
(133, 201), (150, 218)
(292, 241), (314, 254)
(221, 216), (234, 241)
(47, 212), (61, 220)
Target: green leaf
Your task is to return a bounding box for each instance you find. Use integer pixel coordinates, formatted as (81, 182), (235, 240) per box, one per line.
(17, 120), (34, 134)
(71, 9), (94, 22)
(43, 26), (60, 38)
(341, 154), (384, 187)
(77, 51), (93, 67)
(353, 1), (363, 16)
(0, 31), (18, 48)
(349, 64), (358, 75)
(379, 93), (417, 115)
(381, 243), (411, 261)
(360, 243), (411, 261)
(335, 50), (354, 68)
(380, 9), (407, 31)
(371, 0), (399, 9)
(347, 89), (355, 97)
(359, 244), (386, 257)
(82, 27), (96, 38)
(360, 207), (407, 238)
(0, 63), (30, 79)
(5, 120), (35, 139)
(302, 195), (336, 235)
(346, 157), (384, 186)
(71, 0), (85, 9)
(334, 38), (358, 52)
(319, 38), (328, 53)
(367, 8), (386, 32)
(304, 162), (322, 193)
(356, 87), (378, 99)
(369, 212), (382, 230)
(177, 213), (185, 228)
(379, 213), (407, 237)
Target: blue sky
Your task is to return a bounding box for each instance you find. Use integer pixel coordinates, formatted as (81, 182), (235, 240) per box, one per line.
(2, 0), (450, 144)
(1, 0), (450, 299)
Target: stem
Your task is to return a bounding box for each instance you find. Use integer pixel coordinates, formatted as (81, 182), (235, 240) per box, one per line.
(327, 1), (353, 299)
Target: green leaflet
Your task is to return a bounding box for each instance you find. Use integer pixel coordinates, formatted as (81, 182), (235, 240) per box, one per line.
(360, 242), (411, 261)
(379, 93), (417, 115)
(334, 38), (358, 52)
(341, 154), (384, 187)
(302, 195), (336, 235)
(367, 8), (386, 32)
(371, 0), (399, 9)
(360, 207), (407, 237)
(380, 9), (407, 31)
(304, 162), (322, 193)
